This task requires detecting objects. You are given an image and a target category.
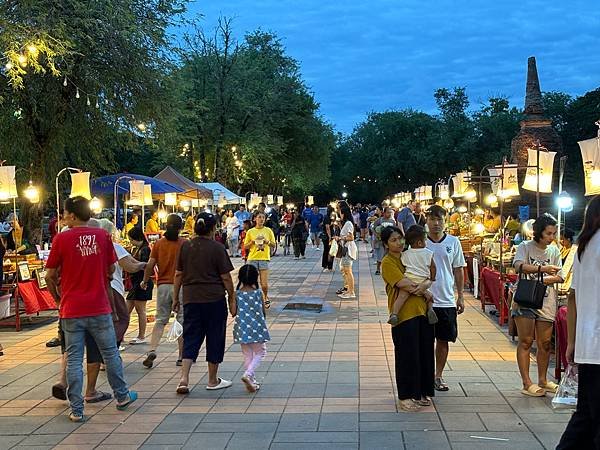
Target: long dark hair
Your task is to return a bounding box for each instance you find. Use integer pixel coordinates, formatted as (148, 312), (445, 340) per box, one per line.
(164, 214), (183, 241)
(338, 200), (353, 225)
(577, 196), (600, 260)
(237, 264), (260, 290)
(194, 212), (217, 236)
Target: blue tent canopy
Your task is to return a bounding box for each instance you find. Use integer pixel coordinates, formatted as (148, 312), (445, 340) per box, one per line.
(91, 173), (185, 196)
(197, 182), (244, 204)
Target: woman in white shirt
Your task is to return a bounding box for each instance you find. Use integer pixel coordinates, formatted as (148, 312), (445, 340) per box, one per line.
(557, 196), (600, 449)
(225, 210), (240, 257)
(334, 201), (357, 299)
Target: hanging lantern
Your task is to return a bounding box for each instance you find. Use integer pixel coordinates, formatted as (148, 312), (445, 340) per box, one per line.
(307, 195), (314, 205)
(69, 171), (91, 199)
(157, 207), (168, 222)
(489, 164), (520, 198)
(451, 171), (470, 198)
(522, 149), (556, 193)
(277, 195), (284, 206)
(142, 184), (153, 206)
(0, 166), (17, 201)
(267, 194), (274, 204)
(420, 185), (433, 201)
(164, 192), (177, 206)
(23, 180), (40, 204)
(438, 184), (449, 200)
(443, 198), (455, 209)
(90, 196), (103, 214)
(464, 185), (477, 202)
(218, 193), (226, 207)
(578, 137), (600, 196)
(128, 180), (145, 206)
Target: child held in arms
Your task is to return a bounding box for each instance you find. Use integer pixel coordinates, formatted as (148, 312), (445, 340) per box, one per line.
(388, 225), (437, 326)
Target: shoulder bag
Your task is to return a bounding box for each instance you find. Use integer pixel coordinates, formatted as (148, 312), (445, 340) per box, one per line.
(513, 266), (547, 309)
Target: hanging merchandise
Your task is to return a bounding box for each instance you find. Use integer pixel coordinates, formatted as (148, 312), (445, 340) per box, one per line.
(422, 185), (433, 201)
(522, 149), (556, 193)
(578, 136), (600, 196)
(267, 194), (274, 204)
(307, 195), (314, 205)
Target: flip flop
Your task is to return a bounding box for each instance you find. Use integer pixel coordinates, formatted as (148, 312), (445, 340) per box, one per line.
(176, 384), (189, 395)
(85, 391), (112, 403)
(52, 383), (67, 401)
(116, 391), (138, 410)
(539, 381), (559, 394)
(206, 378), (232, 390)
(241, 375), (257, 393)
(521, 384), (545, 397)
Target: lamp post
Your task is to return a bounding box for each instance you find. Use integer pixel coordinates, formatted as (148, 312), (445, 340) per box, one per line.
(55, 167), (84, 233)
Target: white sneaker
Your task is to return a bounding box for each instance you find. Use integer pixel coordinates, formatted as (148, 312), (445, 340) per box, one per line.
(340, 293), (356, 299)
(119, 345), (126, 351)
(129, 337), (147, 345)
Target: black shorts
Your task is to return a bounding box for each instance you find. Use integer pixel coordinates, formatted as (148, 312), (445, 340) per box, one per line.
(433, 307), (458, 343)
(182, 300), (228, 364)
(58, 322), (103, 364)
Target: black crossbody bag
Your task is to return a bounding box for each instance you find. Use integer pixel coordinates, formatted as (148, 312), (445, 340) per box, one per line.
(514, 266), (547, 309)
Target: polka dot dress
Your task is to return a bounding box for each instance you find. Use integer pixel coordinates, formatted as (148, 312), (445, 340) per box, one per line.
(233, 290), (271, 344)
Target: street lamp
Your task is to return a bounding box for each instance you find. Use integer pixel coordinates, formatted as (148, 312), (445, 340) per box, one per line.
(90, 196), (103, 215)
(342, 192), (348, 199)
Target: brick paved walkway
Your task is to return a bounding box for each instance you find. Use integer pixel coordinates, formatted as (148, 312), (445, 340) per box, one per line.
(0, 242), (570, 449)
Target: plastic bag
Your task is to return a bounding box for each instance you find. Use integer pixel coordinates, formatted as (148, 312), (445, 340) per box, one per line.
(329, 240), (338, 257)
(552, 364), (578, 410)
(166, 319), (183, 342)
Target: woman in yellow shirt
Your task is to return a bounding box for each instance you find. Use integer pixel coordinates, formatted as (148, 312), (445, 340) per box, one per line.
(243, 212), (276, 308)
(145, 211), (160, 234)
(380, 225), (435, 412)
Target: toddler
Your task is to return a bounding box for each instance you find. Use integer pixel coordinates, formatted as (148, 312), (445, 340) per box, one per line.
(240, 220), (252, 262)
(233, 264), (270, 392)
(388, 225), (437, 326)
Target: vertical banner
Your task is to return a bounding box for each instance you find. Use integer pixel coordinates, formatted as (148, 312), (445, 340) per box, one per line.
(128, 180), (144, 205)
(522, 149), (556, 193)
(578, 137), (600, 196)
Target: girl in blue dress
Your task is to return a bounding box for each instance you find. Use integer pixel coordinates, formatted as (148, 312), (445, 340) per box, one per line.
(233, 264), (270, 392)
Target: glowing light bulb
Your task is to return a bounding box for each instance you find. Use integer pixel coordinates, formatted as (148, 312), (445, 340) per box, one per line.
(18, 54), (27, 66)
(76, 88), (80, 99)
(485, 193), (498, 205)
(63, 76), (68, 87)
(5, 62), (13, 70)
(86, 96), (91, 106)
(24, 181), (40, 204)
(27, 44), (38, 56)
(472, 222), (485, 235)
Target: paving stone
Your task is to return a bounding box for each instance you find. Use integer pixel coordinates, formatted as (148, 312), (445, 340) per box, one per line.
(403, 431), (451, 449)
(478, 412), (529, 432)
(359, 431), (403, 449)
(154, 413), (204, 433)
(143, 433), (191, 445)
(438, 412), (486, 431)
(273, 431), (358, 443)
(277, 413), (320, 432)
(318, 413), (358, 431)
(225, 431), (276, 450)
(183, 432), (232, 450)
(0, 435), (25, 449)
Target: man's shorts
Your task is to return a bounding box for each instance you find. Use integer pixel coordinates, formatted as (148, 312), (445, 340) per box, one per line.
(248, 260), (269, 271)
(156, 284), (184, 326)
(433, 307), (458, 343)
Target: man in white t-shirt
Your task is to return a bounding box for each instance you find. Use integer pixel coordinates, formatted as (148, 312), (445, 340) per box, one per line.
(425, 205), (466, 392)
(557, 201), (600, 449)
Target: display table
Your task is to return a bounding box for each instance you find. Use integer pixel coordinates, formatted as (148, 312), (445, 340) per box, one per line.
(0, 279), (57, 331)
(479, 267), (517, 325)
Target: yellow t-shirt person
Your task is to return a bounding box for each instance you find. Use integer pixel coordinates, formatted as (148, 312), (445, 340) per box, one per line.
(381, 253), (427, 324)
(244, 226), (275, 261)
(145, 218), (160, 233)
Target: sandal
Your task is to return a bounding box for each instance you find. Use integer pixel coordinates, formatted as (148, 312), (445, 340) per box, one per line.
(264, 300), (271, 309)
(399, 399), (421, 412)
(206, 378), (232, 390)
(176, 384), (190, 395)
(539, 381), (559, 394)
(434, 377), (449, 392)
(336, 287), (347, 295)
(521, 384), (545, 397)
(116, 391), (138, 410)
(241, 375), (257, 393)
(85, 391), (112, 403)
(415, 397), (431, 406)
(69, 413), (85, 422)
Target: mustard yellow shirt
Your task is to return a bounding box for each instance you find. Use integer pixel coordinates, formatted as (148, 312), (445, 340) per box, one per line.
(381, 253), (427, 324)
(123, 222), (135, 238)
(184, 216), (195, 235)
(244, 226), (275, 261)
(145, 218), (160, 233)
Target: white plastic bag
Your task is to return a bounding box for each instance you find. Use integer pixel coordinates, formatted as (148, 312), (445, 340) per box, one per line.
(166, 319), (183, 342)
(552, 364), (578, 410)
(329, 240), (338, 257)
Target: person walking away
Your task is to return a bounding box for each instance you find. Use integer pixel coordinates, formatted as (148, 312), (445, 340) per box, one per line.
(373, 207), (397, 275)
(140, 214), (185, 368)
(291, 210), (309, 259)
(512, 214), (563, 397)
(45, 196), (137, 422)
(173, 212), (236, 393)
(233, 264), (271, 392)
(396, 201), (416, 235)
(335, 201), (357, 299)
(225, 210), (240, 257)
(321, 206), (335, 271)
(557, 196), (600, 449)
(309, 205), (324, 250)
(359, 207), (369, 242)
(425, 205), (466, 392)
(380, 225), (435, 411)
(127, 227), (153, 345)
(244, 212), (276, 308)
(388, 225), (436, 326)
(145, 211), (160, 234)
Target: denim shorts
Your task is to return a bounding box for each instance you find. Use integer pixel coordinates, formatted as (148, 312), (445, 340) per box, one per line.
(511, 305), (553, 323)
(340, 255), (353, 267)
(248, 260), (269, 271)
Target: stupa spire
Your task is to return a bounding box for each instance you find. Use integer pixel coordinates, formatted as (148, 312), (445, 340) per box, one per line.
(524, 56), (545, 119)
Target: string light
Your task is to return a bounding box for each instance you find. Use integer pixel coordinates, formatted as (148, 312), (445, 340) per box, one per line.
(95, 99), (99, 109)
(17, 54), (27, 67)
(5, 62), (13, 70)
(75, 88), (80, 99)
(63, 76), (68, 87)
(86, 96), (91, 106)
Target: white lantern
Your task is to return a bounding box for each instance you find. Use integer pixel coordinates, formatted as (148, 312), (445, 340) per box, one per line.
(277, 195), (284, 206)
(191, 199), (200, 208)
(490, 164), (519, 198)
(165, 192), (177, 206)
(307, 195), (314, 205)
(70, 171), (91, 199)
(267, 194), (274, 204)
(451, 171), (470, 198)
(578, 137), (600, 196)
(128, 180), (145, 205)
(0, 166), (17, 200)
(438, 184), (449, 200)
(522, 149), (556, 193)
(142, 184), (153, 206)
(422, 185), (433, 201)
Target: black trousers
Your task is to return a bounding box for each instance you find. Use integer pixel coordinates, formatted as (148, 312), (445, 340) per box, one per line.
(557, 364), (600, 450)
(292, 235), (307, 257)
(392, 315), (435, 400)
(322, 239), (333, 269)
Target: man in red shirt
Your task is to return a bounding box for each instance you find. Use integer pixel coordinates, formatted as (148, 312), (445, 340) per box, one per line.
(46, 196), (137, 421)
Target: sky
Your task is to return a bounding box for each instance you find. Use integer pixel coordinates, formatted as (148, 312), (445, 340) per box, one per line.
(185, 1), (600, 133)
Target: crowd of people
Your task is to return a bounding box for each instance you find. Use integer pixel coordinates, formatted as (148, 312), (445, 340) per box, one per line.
(5, 191), (597, 446)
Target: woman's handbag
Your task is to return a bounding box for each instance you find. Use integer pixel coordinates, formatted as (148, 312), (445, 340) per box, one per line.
(513, 266), (547, 309)
(329, 240), (339, 258)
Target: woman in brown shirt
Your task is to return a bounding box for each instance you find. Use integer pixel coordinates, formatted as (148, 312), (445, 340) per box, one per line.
(173, 212), (236, 394)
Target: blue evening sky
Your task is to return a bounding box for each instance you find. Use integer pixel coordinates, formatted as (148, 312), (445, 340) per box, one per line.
(185, 1), (600, 133)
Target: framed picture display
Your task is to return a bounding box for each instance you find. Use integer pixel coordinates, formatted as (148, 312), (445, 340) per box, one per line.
(18, 261), (31, 282)
(36, 269), (47, 289)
